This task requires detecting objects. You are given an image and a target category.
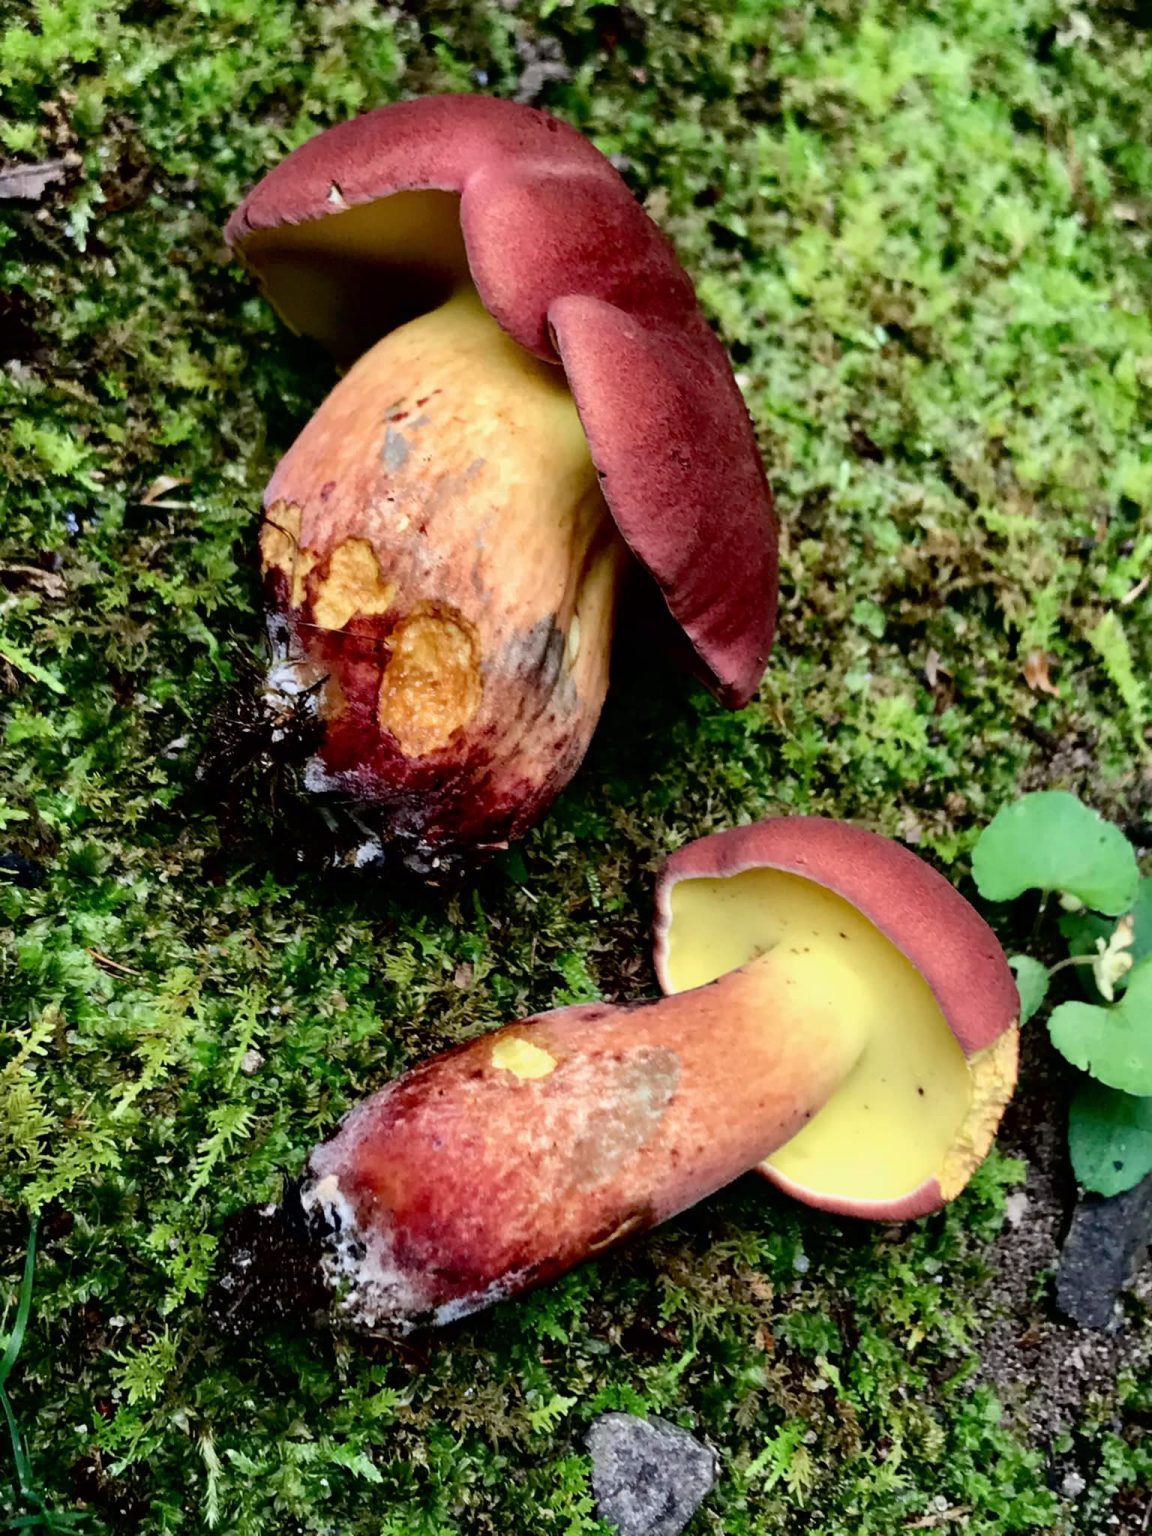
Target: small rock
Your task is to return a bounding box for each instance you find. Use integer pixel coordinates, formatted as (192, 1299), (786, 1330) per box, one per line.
(514, 58), (571, 104)
(1056, 1172), (1152, 1329)
(1004, 1191), (1030, 1227)
(513, 33), (570, 105)
(586, 1413), (715, 1536)
(1061, 1471), (1087, 1498)
(0, 157), (68, 203)
(0, 852), (47, 888)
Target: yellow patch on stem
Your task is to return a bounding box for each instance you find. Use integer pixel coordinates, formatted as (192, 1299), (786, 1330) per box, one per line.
(259, 501), (301, 573)
(491, 1036), (557, 1080)
(259, 501), (319, 609)
(311, 538), (397, 632)
(378, 608), (482, 756)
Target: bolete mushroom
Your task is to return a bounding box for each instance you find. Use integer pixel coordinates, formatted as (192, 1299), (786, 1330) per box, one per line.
(225, 96), (777, 870)
(653, 818), (1021, 1220)
(253, 818), (1017, 1336)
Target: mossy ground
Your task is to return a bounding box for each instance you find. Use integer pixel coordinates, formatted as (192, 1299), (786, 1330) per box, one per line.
(2, 1), (1151, 1531)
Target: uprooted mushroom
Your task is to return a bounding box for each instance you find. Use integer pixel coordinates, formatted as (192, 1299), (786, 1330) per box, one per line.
(213, 818), (1019, 1337)
(226, 95), (777, 872)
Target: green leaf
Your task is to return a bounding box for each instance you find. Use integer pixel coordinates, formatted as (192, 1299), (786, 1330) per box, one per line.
(1087, 611), (1148, 744)
(972, 791), (1139, 914)
(0, 636), (65, 696)
(0, 1215), (38, 1391)
(1049, 958), (1152, 1094)
(1130, 878), (1152, 971)
(1068, 1081), (1152, 1198)
(1008, 956), (1049, 1024)
(524, 1391), (577, 1435)
(851, 597), (887, 639)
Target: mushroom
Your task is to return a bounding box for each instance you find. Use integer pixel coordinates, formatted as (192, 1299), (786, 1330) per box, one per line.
(225, 96), (777, 871)
(653, 817), (1021, 1220)
(268, 818), (1018, 1335)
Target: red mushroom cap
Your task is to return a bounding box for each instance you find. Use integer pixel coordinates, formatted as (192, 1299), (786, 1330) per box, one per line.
(653, 817), (1021, 1220)
(225, 95), (777, 707)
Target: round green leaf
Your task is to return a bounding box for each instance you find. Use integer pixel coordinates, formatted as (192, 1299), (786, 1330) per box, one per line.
(1009, 955), (1049, 1024)
(1049, 957), (1152, 1094)
(1130, 877), (1152, 970)
(1068, 1080), (1152, 1198)
(972, 791), (1139, 914)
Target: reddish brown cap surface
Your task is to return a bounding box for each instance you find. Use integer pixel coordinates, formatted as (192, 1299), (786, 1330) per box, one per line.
(226, 94), (777, 706)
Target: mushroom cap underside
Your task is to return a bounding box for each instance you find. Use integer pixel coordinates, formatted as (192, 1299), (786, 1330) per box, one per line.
(226, 94), (777, 707)
(653, 817), (1020, 1217)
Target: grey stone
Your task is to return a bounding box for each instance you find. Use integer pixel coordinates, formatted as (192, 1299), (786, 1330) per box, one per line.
(586, 1413), (716, 1536)
(1056, 1171), (1152, 1329)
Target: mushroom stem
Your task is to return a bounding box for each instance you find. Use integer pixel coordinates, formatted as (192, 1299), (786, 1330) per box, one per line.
(259, 285), (627, 866)
(301, 951), (867, 1334)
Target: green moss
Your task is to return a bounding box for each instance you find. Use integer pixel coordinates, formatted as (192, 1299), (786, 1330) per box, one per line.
(2, 0), (1150, 1530)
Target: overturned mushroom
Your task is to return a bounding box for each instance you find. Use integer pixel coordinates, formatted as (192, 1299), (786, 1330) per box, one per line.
(215, 818), (1018, 1336)
(654, 817), (1021, 1220)
(226, 96), (777, 871)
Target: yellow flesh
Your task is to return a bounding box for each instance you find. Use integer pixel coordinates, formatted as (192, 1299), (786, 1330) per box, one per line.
(376, 609), (483, 758)
(491, 1037), (557, 1080)
(665, 870), (973, 1203)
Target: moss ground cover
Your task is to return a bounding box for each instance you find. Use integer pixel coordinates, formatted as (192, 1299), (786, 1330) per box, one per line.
(1, 1), (1150, 1530)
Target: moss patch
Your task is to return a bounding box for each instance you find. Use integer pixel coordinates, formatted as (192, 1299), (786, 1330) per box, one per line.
(2, 0), (1150, 1531)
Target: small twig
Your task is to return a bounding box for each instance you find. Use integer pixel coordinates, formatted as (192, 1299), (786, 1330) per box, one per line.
(136, 475), (191, 507)
(0, 159), (67, 202)
(85, 948), (142, 977)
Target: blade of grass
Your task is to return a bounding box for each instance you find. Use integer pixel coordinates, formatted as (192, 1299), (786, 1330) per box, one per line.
(2, 1218), (44, 1513)
(0, 1214), (39, 1389)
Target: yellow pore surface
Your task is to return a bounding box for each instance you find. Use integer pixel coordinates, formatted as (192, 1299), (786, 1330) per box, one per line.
(243, 190), (472, 363)
(664, 869), (973, 1203)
